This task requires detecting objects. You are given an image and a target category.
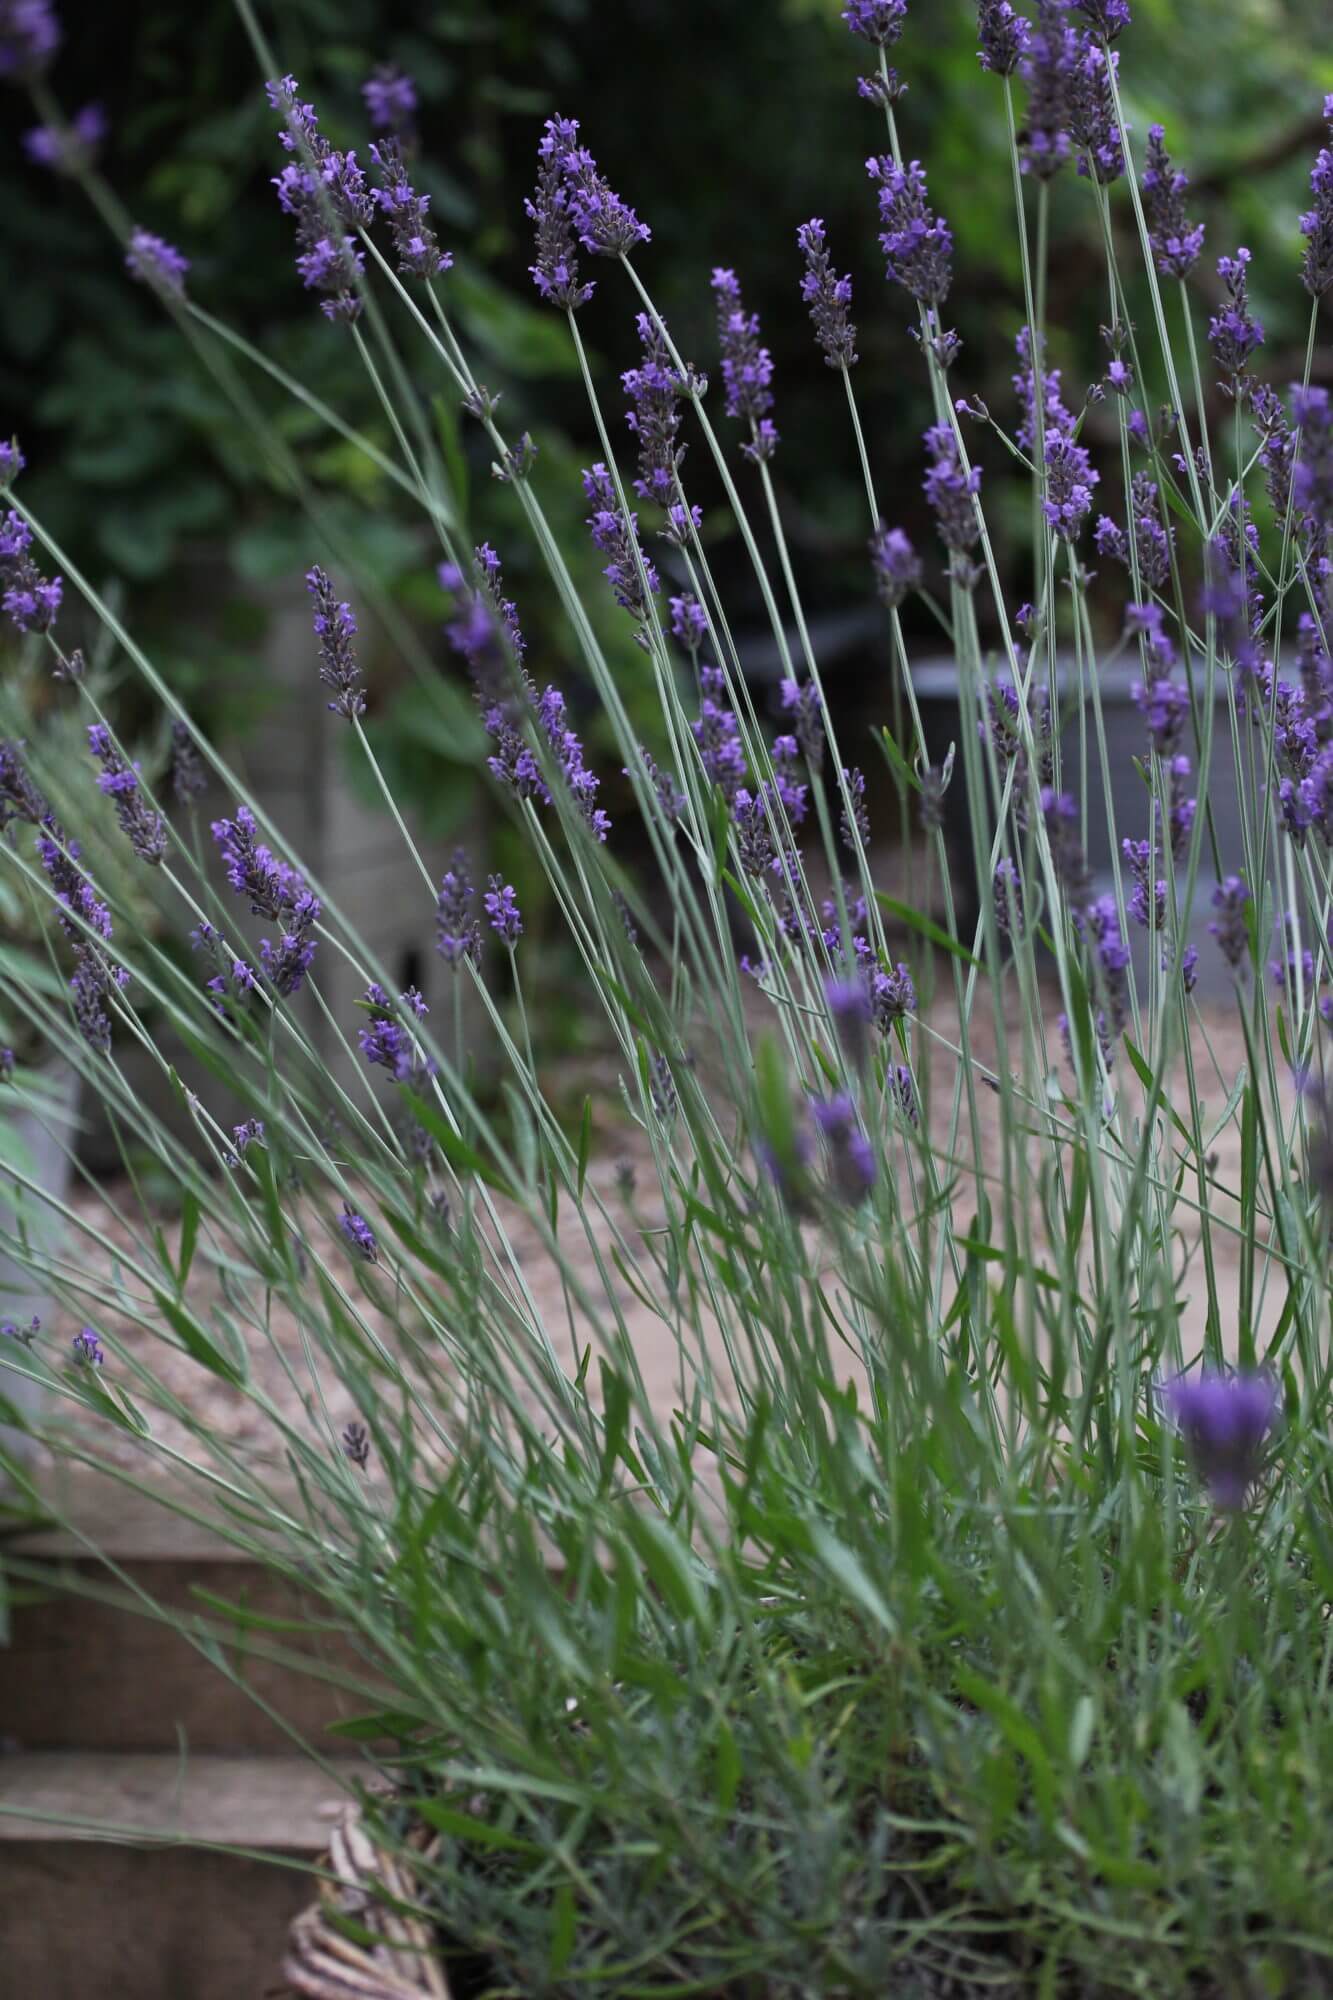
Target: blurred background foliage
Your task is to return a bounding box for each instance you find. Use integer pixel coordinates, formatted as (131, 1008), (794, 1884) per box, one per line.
(2, 0), (1332, 837)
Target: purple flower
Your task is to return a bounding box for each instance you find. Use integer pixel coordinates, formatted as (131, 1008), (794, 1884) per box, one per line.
(0, 0), (59, 79)
(223, 1119), (265, 1167)
(1300, 96), (1333, 298)
(362, 66), (417, 135)
(86, 721), (167, 864)
(824, 975), (873, 1068)
(780, 676), (826, 767)
(711, 268), (778, 461)
(810, 1094), (877, 1204)
(526, 116), (593, 309)
(125, 227), (190, 297)
(169, 720), (208, 806)
(370, 138), (452, 278)
(692, 666), (748, 803)
(1071, 0), (1130, 35)
(1043, 787), (1091, 906)
(1209, 875), (1250, 971)
(211, 803), (320, 995)
(977, 0), (1031, 74)
(1019, 0), (1079, 181)
(922, 423), (981, 584)
(1208, 249), (1264, 400)
(556, 123), (650, 257)
(485, 876), (523, 945)
(582, 462), (659, 625)
(306, 565), (366, 721)
(632, 746), (686, 825)
(869, 959), (916, 1032)
(869, 524), (921, 608)
(1, 507), (62, 633)
(359, 984), (434, 1087)
(0, 1314), (39, 1344)
(23, 101), (105, 172)
(1122, 837), (1165, 930)
(840, 765), (870, 848)
(867, 156), (953, 308)
(339, 1203), (378, 1263)
(0, 1047), (12, 1082)
(0, 439), (23, 487)
(1162, 1370), (1280, 1510)
(71, 1327), (104, 1368)
(670, 592), (708, 652)
(1042, 431), (1099, 540)
(1291, 384), (1333, 538)
(1142, 126), (1204, 279)
(341, 1420), (371, 1470)
(797, 218), (857, 370)
(266, 75), (368, 321)
(1065, 35), (1124, 185)
(436, 850), (482, 968)
(622, 313), (695, 517)
(841, 0), (906, 43)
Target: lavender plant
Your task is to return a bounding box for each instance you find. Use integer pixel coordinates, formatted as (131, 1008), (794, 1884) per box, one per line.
(5, 3), (1333, 1993)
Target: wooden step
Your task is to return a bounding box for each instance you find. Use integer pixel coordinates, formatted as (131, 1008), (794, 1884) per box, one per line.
(0, 1474), (381, 1754)
(0, 1751), (353, 1999)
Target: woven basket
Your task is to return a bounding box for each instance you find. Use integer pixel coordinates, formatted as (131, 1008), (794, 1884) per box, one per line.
(283, 1801), (453, 2000)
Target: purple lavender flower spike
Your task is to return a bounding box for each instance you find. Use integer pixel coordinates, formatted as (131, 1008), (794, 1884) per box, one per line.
(0, 439), (23, 487)
(86, 722), (167, 865)
(306, 566), (366, 720)
(1162, 1370), (1280, 1510)
(842, 0), (906, 42)
(556, 123), (650, 257)
(24, 102), (105, 173)
(370, 139), (452, 278)
(436, 851), (482, 967)
(711, 268), (778, 462)
(840, 766), (870, 848)
(1142, 126), (1204, 279)
(922, 424), (981, 585)
(825, 975), (873, 1069)
(0, 0), (59, 80)
(266, 75), (369, 322)
(339, 1204), (379, 1263)
(526, 116), (594, 309)
(622, 313), (695, 520)
(1300, 96), (1333, 298)
(1071, 0), (1130, 36)
(670, 592), (708, 653)
(362, 66), (417, 136)
(582, 462), (659, 625)
(485, 876), (523, 945)
(977, 0), (1030, 73)
(867, 157), (953, 308)
(71, 1327), (104, 1368)
(780, 676), (825, 767)
(1042, 787), (1092, 905)
(1018, 0), (1079, 182)
(870, 524), (921, 608)
(797, 219), (857, 370)
(342, 1420), (371, 1470)
(1208, 249), (1264, 401)
(224, 1119), (264, 1167)
(0, 1313), (40, 1344)
(1, 508), (62, 633)
(811, 1093), (877, 1204)
(125, 228), (190, 298)
(211, 803), (320, 995)
(1209, 875), (1250, 971)
(994, 857), (1024, 938)
(1065, 33), (1124, 185)
(633, 746), (686, 824)
(692, 667), (748, 803)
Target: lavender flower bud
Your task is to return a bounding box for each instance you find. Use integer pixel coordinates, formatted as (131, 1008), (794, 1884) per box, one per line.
(306, 565), (366, 720)
(1300, 96), (1333, 299)
(711, 268), (778, 461)
(842, 0), (906, 43)
(71, 1327), (104, 1368)
(977, 0), (1030, 74)
(557, 127), (650, 257)
(1042, 787), (1091, 906)
(824, 975), (873, 1070)
(526, 117), (594, 309)
(1071, 0), (1130, 36)
(840, 766), (870, 848)
(994, 858), (1024, 938)
(86, 722), (167, 864)
(1019, 0), (1079, 182)
(436, 851), (482, 968)
(811, 1093), (877, 1205)
(0, 438), (23, 487)
(869, 524), (921, 608)
(0, 507), (62, 633)
(362, 67), (416, 136)
(631, 746), (686, 824)
(266, 75), (368, 322)
(1162, 1370), (1279, 1511)
(922, 424), (981, 585)
(582, 462), (659, 626)
(693, 668), (748, 802)
(867, 156), (953, 308)
(1209, 875), (1250, 971)
(0, 1314), (40, 1344)
(125, 227), (189, 297)
(485, 876), (523, 945)
(780, 677), (826, 766)
(622, 313), (694, 514)
(670, 592), (708, 652)
(0, 0), (59, 81)
(338, 1204), (378, 1263)
(23, 101), (105, 174)
(369, 138), (452, 278)
(1209, 249), (1264, 401)
(1142, 125), (1204, 279)
(1067, 36), (1124, 188)
(797, 219), (857, 370)
(341, 1420), (371, 1469)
